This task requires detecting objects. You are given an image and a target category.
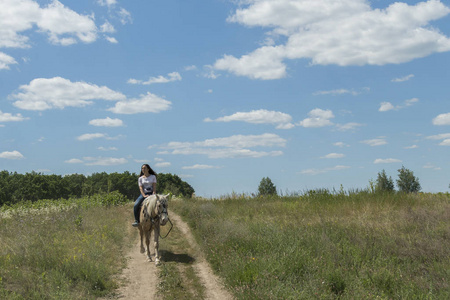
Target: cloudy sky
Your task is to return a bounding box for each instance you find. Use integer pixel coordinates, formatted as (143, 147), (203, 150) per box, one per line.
(1, 0), (449, 197)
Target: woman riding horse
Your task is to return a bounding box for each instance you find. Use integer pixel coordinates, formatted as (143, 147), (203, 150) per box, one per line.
(132, 164), (157, 227)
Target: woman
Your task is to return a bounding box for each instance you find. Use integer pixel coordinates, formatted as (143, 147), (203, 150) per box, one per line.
(132, 164), (157, 227)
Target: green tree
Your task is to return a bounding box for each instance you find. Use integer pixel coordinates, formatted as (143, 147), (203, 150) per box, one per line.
(396, 166), (421, 193)
(376, 169), (395, 192)
(258, 177), (277, 196)
(157, 173), (195, 197)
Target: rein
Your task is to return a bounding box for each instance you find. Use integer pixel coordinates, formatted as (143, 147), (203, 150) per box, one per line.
(159, 218), (173, 239)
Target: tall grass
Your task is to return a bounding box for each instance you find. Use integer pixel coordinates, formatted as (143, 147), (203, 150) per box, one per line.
(0, 193), (133, 299)
(173, 192), (450, 299)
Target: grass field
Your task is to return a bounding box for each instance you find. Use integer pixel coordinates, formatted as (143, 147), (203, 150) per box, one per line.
(0, 193), (133, 299)
(173, 191), (450, 299)
(1, 191), (449, 299)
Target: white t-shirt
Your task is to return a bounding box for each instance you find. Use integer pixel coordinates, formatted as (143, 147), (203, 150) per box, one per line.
(139, 175), (156, 194)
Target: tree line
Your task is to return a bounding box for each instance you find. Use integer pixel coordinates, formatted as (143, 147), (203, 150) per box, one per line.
(257, 166), (423, 197)
(0, 170), (195, 206)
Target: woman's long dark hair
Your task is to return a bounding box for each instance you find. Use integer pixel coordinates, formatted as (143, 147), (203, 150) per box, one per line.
(140, 164), (157, 177)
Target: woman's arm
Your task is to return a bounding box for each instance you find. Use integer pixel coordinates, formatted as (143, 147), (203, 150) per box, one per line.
(152, 182), (156, 195)
(139, 185), (146, 197)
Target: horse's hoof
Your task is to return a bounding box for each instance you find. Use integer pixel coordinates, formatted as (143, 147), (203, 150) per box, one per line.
(140, 248), (145, 254)
(155, 259), (160, 266)
(147, 257), (153, 262)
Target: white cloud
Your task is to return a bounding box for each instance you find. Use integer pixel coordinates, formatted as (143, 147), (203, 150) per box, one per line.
(404, 98), (419, 107)
(432, 112), (450, 125)
(118, 8), (132, 25)
(426, 134), (450, 146)
(182, 164), (221, 170)
(0, 110), (28, 122)
(374, 158), (402, 164)
(184, 65), (197, 71)
(108, 92), (171, 114)
(321, 153), (345, 159)
(0, 0), (98, 48)
(89, 117), (123, 127)
(77, 133), (107, 141)
(426, 133), (450, 146)
(83, 157), (127, 166)
(379, 98), (419, 112)
(404, 145), (418, 149)
(300, 165), (350, 175)
(205, 109), (294, 129)
(214, 46), (287, 80)
(155, 162), (171, 168)
(0, 150), (24, 160)
(97, 0), (117, 8)
(10, 77), (125, 111)
(214, 0), (450, 79)
(166, 133), (286, 149)
(105, 36), (118, 44)
(426, 133), (450, 140)
(100, 21), (115, 33)
(128, 72), (182, 85)
(172, 148), (284, 159)
(202, 65), (220, 79)
(65, 158), (83, 164)
(439, 139), (450, 146)
(391, 74), (415, 82)
(423, 163), (441, 170)
(313, 89), (359, 96)
(0, 52), (17, 70)
(379, 102), (395, 112)
(9, 78), (170, 115)
(335, 122), (364, 131)
(298, 108), (334, 128)
(66, 156), (127, 166)
(97, 146), (118, 151)
(361, 138), (387, 146)
(333, 142), (349, 148)
(158, 133), (286, 159)
(127, 78), (141, 84)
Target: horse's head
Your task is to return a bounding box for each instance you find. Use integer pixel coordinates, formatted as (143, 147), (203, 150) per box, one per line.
(156, 194), (170, 226)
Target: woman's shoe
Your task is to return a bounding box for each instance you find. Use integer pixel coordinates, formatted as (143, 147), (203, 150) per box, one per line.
(132, 221), (139, 227)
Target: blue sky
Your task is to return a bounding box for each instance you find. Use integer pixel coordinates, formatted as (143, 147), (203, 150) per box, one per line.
(1, 0), (449, 197)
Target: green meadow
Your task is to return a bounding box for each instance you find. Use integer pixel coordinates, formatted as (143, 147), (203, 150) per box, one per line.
(0, 193), (133, 299)
(173, 191), (450, 299)
(1, 190), (449, 299)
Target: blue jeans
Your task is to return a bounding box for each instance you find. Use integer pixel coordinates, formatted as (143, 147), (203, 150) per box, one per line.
(134, 194), (151, 222)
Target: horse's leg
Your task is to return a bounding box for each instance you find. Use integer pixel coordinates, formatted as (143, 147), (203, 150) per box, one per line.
(139, 226), (145, 254)
(154, 223), (160, 265)
(146, 227), (152, 261)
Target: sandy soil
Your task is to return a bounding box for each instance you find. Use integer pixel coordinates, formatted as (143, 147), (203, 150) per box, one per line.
(106, 212), (233, 300)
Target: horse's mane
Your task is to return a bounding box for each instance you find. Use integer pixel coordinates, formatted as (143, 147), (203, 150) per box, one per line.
(143, 195), (158, 219)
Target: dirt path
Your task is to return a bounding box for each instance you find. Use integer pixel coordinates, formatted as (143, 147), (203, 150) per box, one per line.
(108, 212), (233, 300)
(170, 213), (233, 300)
(112, 239), (158, 299)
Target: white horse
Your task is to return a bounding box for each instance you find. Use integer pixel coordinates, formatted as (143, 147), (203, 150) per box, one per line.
(137, 194), (170, 265)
